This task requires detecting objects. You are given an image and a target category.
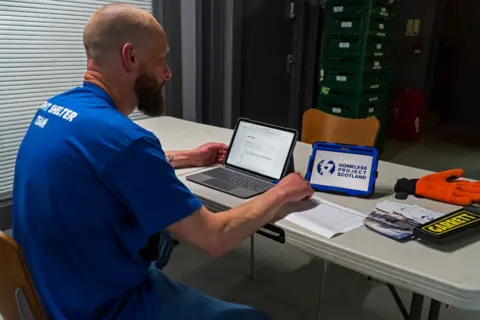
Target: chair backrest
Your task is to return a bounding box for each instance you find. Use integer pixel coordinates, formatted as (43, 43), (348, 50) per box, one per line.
(301, 109), (380, 147)
(0, 232), (46, 320)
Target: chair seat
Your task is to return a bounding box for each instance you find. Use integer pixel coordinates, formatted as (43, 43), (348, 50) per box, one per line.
(302, 109), (380, 146)
(0, 231), (47, 320)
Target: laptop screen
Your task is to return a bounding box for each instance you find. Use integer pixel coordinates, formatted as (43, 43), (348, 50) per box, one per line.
(226, 120), (296, 180)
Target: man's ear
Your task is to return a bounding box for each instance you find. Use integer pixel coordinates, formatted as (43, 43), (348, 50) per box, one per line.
(121, 43), (136, 72)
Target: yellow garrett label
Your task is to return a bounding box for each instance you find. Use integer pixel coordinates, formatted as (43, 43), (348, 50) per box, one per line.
(421, 211), (480, 235)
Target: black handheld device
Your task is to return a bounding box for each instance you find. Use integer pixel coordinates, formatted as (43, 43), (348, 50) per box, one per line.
(413, 208), (480, 245)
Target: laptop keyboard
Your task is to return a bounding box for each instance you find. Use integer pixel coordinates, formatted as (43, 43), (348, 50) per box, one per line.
(205, 168), (273, 192)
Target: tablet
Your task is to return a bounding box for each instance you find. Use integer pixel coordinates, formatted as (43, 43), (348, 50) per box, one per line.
(305, 142), (379, 197)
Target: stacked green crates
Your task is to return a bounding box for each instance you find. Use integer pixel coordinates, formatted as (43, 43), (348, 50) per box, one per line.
(318, 0), (397, 125)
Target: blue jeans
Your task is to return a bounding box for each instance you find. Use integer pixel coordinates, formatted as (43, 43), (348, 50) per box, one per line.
(153, 232), (271, 320)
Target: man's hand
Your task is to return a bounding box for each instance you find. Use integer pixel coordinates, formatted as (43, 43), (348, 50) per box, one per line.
(269, 173), (315, 222)
(272, 172), (315, 204)
(189, 142), (228, 167)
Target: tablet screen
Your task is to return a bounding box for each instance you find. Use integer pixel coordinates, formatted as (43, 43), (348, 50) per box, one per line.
(226, 121), (296, 180)
(310, 150), (373, 192)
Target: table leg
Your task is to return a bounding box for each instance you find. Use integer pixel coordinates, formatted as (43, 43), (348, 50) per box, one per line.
(409, 293), (424, 320)
(428, 299), (441, 320)
(315, 260), (328, 320)
(249, 235), (255, 280)
(387, 284), (409, 320)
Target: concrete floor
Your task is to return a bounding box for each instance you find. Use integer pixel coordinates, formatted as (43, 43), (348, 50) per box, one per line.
(165, 235), (480, 320)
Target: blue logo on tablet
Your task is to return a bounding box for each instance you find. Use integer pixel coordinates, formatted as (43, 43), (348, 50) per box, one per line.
(317, 160), (336, 176)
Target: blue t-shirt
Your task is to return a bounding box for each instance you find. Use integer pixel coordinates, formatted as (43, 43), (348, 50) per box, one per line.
(13, 82), (202, 319)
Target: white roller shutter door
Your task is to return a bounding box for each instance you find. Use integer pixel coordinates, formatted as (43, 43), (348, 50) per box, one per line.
(0, 0), (153, 199)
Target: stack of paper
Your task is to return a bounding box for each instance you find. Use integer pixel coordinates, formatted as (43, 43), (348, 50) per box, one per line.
(283, 197), (366, 238)
(363, 200), (443, 240)
(375, 200), (442, 222)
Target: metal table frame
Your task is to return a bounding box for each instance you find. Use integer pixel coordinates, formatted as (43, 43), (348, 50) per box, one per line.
(249, 240), (443, 320)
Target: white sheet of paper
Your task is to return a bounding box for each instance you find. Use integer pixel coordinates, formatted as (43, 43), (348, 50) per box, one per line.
(400, 205), (443, 223)
(375, 200), (413, 214)
(283, 197), (366, 238)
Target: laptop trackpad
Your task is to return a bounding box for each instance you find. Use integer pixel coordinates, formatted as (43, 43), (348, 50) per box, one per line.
(204, 178), (237, 191)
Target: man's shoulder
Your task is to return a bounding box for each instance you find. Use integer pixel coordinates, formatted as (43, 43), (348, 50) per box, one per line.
(48, 86), (155, 145)
(27, 86), (159, 173)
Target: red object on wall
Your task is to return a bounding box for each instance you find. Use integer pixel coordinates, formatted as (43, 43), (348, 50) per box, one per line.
(388, 89), (425, 141)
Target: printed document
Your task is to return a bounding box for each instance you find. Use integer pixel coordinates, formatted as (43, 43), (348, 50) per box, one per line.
(283, 197), (366, 238)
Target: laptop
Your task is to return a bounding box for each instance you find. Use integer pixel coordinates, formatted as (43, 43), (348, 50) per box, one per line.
(186, 118), (297, 199)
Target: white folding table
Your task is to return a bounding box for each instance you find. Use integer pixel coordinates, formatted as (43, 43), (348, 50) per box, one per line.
(137, 117), (480, 320)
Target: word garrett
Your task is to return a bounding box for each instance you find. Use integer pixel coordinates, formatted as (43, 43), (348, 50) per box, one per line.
(422, 212), (479, 235)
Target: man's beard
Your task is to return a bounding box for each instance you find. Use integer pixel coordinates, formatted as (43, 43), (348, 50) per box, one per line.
(134, 74), (165, 117)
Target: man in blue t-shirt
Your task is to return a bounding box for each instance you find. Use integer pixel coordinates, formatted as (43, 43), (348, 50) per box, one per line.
(13, 3), (314, 319)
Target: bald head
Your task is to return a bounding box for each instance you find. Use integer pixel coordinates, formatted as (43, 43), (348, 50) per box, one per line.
(83, 3), (167, 65)
(82, 3), (172, 118)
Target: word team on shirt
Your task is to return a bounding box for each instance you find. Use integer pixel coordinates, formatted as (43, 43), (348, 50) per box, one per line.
(34, 101), (79, 128)
(34, 115), (48, 128)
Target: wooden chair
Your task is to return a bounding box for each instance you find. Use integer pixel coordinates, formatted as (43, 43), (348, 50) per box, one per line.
(301, 109), (380, 146)
(0, 232), (46, 320)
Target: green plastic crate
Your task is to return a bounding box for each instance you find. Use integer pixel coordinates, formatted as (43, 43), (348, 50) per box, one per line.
(326, 2), (394, 19)
(319, 101), (386, 119)
(319, 86), (387, 109)
(376, 0), (396, 5)
(323, 34), (389, 57)
(322, 68), (390, 91)
(322, 55), (390, 73)
(325, 14), (393, 37)
(326, 0), (396, 7)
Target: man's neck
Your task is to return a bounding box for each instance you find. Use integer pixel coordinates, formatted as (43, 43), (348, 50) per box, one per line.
(83, 69), (135, 116)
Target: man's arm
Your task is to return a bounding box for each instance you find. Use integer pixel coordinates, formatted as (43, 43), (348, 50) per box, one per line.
(168, 173), (313, 257)
(165, 150), (194, 169)
(165, 142), (228, 169)
(101, 137), (312, 257)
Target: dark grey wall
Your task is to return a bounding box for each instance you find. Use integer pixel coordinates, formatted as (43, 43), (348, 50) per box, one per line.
(155, 0), (183, 119)
(160, 0), (231, 126)
(444, 0), (480, 125)
(222, 0), (244, 129)
(154, 0), (204, 122)
(180, 0), (203, 122)
(393, 0), (437, 90)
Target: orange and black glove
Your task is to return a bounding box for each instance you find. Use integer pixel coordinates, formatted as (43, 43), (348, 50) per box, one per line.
(394, 169), (480, 206)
